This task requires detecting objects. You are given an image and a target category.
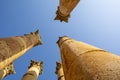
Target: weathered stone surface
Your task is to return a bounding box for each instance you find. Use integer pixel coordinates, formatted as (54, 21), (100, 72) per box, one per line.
(0, 30), (42, 70)
(57, 36), (120, 80)
(55, 0), (80, 22)
(22, 60), (43, 80)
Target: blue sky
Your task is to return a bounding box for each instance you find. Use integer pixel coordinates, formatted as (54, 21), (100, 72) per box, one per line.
(0, 0), (120, 80)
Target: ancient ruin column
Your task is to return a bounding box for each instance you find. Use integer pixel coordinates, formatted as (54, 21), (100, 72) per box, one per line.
(0, 63), (15, 80)
(0, 30), (42, 70)
(57, 36), (120, 80)
(22, 60), (43, 80)
(55, 62), (65, 80)
(54, 0), (80, 22)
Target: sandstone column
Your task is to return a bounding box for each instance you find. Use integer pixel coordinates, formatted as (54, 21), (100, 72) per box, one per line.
(55, 62), (65, 80)
(57, 36), (120, 80)
(54, 0), (80, 22)
(22, 60), (43, 80)
(0, 63), (15, 80)
(0, 30), (42, 70)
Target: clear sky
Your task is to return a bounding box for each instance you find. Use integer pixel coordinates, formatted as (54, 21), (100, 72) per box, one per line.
(0, 0), (120, 80)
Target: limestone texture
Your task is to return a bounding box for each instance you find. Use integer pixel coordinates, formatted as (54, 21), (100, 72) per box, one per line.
(0, 30), (42, 70)
(57, 36), (120, 80)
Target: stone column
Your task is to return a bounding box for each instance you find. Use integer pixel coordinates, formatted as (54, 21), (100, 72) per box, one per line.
(54, 0), (80, 22)
(55, 62), (65, 80)
(0, 63), (15, 80)
(22, 60), (43, 80)
(57, 36), (120, 80)
(0, 30), (42, 70)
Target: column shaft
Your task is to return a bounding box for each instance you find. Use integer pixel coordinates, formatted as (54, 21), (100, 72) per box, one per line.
(55, 62), (65, 80)
(57, 36), (120, 80)
(0, 30), (42, 70)
(22, 60), (43, 80)
(55, 0), (80, 22)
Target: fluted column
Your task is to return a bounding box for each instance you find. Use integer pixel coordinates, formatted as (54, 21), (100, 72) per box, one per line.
(54, 0), (80, 22)
(0, 30), (42, 70)
(55, 62), (65, 80)
(0, 63), (15, 80)
(22, 60), (43, 80)
(57, 36), (120, 80)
